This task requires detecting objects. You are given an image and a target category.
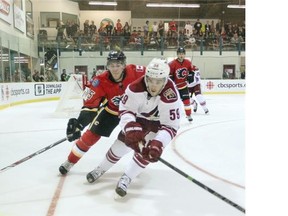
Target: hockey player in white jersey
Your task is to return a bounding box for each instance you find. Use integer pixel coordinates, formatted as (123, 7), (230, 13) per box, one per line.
(86, 57), (182, 197)
(187, 65), (209, 114)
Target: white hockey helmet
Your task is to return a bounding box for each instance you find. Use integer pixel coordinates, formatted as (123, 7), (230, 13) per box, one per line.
(145, 57), (170, 96)
(145, 57), (170, 79)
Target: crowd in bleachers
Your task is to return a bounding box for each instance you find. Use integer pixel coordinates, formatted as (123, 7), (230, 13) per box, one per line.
(39, 18), (245, 51)
(11, 18), (245, 84)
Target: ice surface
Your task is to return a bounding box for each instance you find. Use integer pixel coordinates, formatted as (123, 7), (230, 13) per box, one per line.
(0, 94), (245, 216)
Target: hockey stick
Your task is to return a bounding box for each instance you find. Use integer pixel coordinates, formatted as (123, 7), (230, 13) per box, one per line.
(0, 137), (67, 173)
(158, 157), (245, 213)
(72, 74), (84, 92)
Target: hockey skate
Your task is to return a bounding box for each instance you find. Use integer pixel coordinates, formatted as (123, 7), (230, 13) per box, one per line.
(115, 174), (131, 198)
(86, 166), (105, 183)
(59, 160), (74, 175)
(186, 115), (193, 122)
(204, 109), (209, 114)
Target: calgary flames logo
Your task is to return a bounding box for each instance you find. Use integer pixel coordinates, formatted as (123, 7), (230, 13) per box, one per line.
(176, 68), (188, 79)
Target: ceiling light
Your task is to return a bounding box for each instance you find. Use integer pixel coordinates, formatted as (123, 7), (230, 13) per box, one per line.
(227, 5), (245, 9)
(89, 1), (117, 6)
(146, 3), (200, 8)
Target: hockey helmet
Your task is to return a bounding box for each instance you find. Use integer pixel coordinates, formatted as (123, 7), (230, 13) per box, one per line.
(176, 47), (186, 54)
(107, 50), (126, 65)
(145, 57), (170, 79)
(145, 58), (170, 96)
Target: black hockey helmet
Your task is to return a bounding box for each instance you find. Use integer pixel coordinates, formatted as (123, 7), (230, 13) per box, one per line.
(107, 50), (126, 65)
(177, 47), (186, 54)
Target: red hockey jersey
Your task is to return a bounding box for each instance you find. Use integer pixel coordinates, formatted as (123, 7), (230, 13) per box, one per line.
(169, 58), (193, 90)
(83, 64), (145, 115)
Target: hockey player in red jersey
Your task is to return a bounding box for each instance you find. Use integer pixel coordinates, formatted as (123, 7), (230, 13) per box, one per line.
(169, 47), (194, 122)
(85, 57), (182, 197)
(59, 50), (146, 175)
(187, 65), (209, 114)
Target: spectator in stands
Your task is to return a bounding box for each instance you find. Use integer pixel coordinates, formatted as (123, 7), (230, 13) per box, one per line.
(56, 20), (66, 41)
(123, 22), (131, 38)
(134, 31), (143, 50)
(61, 69), (68, 81)
(32, 70), (40, 82)
(184, 21), (193, 38)
(13, 70), (21, 82)
(240, 70), (245, 79)
(146, 35), (159, 50)
(152, 21), (158, 38)
(89, 21), (97, 41)
(105, 21), (113, 36)
(143, 20), (149, 37)
(240, 65), (245, 79)
(65, 20), (72, 39)
(215, 19), (222, 34)
(71, 20), (79, 42)
(123, 22), (131, 45)
(230, 32), (244, 45)
(226, 23), (234, 39)
(45, 69), (58, 81)
(158, 20), (164, 37)
(184, 35), (196, 48)
(169, 19), (177, 34)
(83, 20), (90, 38)
(194, 19), (202, 36)
(210, 20), (216, 35)
(223, 69), (229, 79)
(148, 21), (153, 37)
(204, 20), (211, 37)
(116, 19), (123, 36)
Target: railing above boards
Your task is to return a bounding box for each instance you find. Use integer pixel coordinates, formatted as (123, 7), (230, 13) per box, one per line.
(38, 34), (245, 55)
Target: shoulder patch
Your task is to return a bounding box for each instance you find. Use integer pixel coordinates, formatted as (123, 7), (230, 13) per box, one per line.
(136, 65), (145, 72)
(163, 88), (177, 100)
(91, 79), (100, 87)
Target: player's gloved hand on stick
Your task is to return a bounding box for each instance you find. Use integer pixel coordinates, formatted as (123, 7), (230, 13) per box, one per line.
(124, 121), (145, 152)
(142, 140), (163, 162)
(187, 71), (194, 83)
(66, 118), (84, 142)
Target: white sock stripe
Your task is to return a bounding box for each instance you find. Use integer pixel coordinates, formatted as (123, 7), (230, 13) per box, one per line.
(106, 149), (120, 163)
(160, 126), (177, 138)
(72, 145), (86, 157)
(133, 154), (149, 168)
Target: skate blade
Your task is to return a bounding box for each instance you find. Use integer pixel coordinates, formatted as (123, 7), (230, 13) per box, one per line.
(114, 192), (125, 200)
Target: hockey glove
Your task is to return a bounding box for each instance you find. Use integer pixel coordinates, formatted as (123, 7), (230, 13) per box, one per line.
(124, 121), (145, 152)
(143, 140), (163, 163)
(66, 118), (84, 142)
(187, 71), (195, 83)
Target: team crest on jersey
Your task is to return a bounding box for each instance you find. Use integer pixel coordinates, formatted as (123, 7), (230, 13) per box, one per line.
(176, 68), (188, 79)
(91, 79), (100, 87)
(136, 65), (144, 72)
(163, 88), (177, 100)
(111, 95), (123, 106)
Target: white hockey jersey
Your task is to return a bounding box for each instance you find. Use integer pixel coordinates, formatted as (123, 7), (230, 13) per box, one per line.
(119, 76), (182, 147)
(187, 67), (201, 88)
